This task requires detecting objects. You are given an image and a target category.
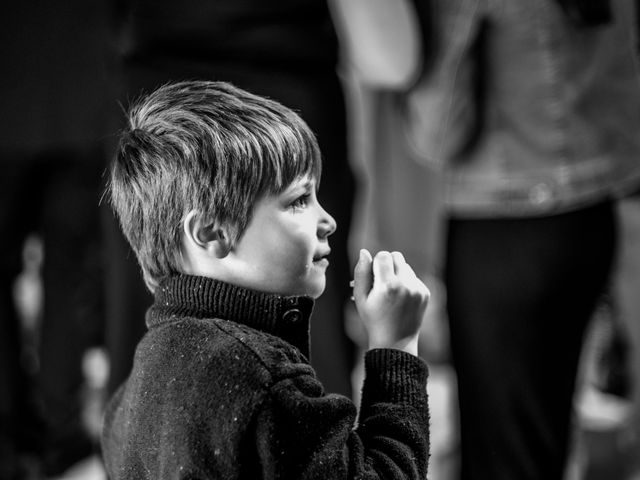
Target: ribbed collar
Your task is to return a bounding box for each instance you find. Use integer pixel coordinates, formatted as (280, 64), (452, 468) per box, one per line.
(147, 274), (314, 358)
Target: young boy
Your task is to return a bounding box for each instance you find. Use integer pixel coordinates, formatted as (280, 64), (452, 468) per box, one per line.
(101, 80), (431, 479)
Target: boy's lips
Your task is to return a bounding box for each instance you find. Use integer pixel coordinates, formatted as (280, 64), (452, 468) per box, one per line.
(313, 257), (329, 269)
(312, 249), (331, 264)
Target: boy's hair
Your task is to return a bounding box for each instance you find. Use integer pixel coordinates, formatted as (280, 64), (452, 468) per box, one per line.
(109, 80), (322, 292)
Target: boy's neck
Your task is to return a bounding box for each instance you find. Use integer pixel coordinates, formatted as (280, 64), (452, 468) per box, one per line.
(148, 274), (314, 358)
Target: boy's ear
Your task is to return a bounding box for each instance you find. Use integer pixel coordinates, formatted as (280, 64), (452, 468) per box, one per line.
(183, 210), (231, 258)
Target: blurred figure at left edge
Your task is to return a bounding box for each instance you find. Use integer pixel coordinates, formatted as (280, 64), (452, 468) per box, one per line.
(0, 1), (112, 478)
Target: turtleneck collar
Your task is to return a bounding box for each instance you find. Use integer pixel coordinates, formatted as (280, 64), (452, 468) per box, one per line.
(147, 274), (315, 358)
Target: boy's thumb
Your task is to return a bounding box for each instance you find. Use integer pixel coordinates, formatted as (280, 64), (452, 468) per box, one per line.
(353, 248), (373, 302)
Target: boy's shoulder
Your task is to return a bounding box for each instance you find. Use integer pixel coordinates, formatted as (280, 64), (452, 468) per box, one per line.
(102, 315), (312, 474)
(140, 315), (308, 384)
(208, 316), (309, 370)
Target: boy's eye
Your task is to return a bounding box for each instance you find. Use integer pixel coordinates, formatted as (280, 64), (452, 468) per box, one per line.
(290, 194), (310, 210)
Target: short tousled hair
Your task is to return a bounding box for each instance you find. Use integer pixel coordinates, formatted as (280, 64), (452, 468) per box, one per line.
(109, 80), (322, 292)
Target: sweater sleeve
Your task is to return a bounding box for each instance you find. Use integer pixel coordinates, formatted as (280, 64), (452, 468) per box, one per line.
(255, 348), (430, 479)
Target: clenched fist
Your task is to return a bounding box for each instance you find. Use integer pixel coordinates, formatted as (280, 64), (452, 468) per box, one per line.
(352, 249), (430, 356)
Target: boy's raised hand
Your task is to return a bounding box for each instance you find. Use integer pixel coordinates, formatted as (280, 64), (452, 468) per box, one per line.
(353, 249), (430, 356)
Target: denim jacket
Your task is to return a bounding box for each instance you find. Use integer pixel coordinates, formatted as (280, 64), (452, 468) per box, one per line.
(404, 0), (640, 217)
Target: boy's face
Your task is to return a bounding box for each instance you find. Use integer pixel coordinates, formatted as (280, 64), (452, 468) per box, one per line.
(226, 175), (336, 298)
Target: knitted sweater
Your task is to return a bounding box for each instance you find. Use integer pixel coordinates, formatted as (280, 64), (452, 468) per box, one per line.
(101, 274), (430, 479)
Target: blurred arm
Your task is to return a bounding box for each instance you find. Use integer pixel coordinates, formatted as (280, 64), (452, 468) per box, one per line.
(328, 0), (423, 89)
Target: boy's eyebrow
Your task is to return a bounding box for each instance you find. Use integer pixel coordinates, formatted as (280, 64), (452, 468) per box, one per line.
(289, 177), (314, 193)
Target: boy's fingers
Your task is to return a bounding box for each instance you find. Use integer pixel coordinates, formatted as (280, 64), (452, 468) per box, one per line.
(392, 251), (416, 281)
(372, 251), (395, 284)
(390, 251), (406, 273)
(353, 248), (373, 300)
(390, 251), (428, 298)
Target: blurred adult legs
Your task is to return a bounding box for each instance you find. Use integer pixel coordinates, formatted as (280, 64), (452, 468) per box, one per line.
(445, 201), (615, 480)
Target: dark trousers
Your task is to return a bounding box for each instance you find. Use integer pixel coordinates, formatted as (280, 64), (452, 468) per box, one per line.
(445, 200), (616, 480)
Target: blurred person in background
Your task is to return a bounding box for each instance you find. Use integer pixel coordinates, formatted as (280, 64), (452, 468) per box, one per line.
(336, 0), (640, 479)
(406, 0), (640, 479)
(105, 0), (357, 399)
(0, 1), (112, 478)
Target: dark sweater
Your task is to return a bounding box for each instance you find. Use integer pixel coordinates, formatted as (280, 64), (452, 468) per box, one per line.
(101, 274), (430, 479)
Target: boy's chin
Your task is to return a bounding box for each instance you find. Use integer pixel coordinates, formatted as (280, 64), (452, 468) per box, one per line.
(301, 279), (326, 299)
(309, 286), (325, 299)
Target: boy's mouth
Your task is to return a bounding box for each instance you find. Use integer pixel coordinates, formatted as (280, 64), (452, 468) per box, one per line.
(313, 249), (331, 263)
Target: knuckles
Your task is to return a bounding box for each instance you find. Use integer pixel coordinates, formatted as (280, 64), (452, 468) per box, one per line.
(382, 279), (402, 296)
(378, 279), (429, 306)
(361, 249), (430, 307)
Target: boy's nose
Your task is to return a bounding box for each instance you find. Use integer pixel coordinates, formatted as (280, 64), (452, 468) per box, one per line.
(318, 207), (337, 239)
